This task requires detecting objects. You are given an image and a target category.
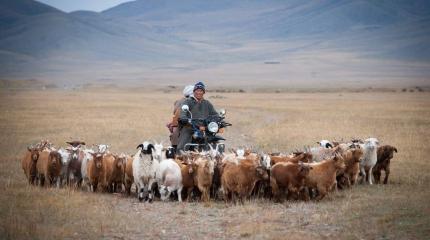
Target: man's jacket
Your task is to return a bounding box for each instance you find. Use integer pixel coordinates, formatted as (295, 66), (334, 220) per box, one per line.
(179, 96), (218, 125)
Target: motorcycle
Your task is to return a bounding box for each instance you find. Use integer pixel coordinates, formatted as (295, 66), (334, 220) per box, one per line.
(180, 104), (232, 153)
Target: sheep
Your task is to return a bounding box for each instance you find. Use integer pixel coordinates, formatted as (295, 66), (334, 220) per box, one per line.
(373, 145), (398, 184)
(165, 146), (176, 159)
(304, 154), (345, 200)
(157, 158), (183, 202)
(21, 145), (40, 185)
(359, 138), (379, 185)
(152, 142), (164, 162)
(36, 150), (62, 187)
(133, 142), (159, 202)
(221, 158), (269, 203)
(317, 140), (333, 148)
(270, 162), (313, 202)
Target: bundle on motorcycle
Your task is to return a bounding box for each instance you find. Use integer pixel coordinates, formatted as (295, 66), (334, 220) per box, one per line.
(179, 105), (231, 152)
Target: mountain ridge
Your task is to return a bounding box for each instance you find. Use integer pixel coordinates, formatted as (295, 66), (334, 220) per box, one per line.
(0, 0), (429, 87)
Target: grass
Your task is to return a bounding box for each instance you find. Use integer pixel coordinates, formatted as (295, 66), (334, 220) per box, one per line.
(0, 88), (429, 239)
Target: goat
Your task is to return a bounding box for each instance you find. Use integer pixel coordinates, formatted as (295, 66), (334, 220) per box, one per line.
(192, 153), (215, 202)
(304, 154), (345, 200)
(21, 145), (40, 185)
(103, 153), (126, 193)
(124, 154), (134, 195)
(270, 151), (313, 165)
(57, 147), (70, 187)
(373, 145), (397, 184)
(157, 158), (183, 202)
(336, 147), (364, 189)
(221, 158), (269, 203)
(36, 150), (62, 187)
(81, 148), (94, 191)
(87, 151), (105, 192)
(359, 138), (379, 184)
(65, 141), (85, 187)
(270, 162), (312, 202)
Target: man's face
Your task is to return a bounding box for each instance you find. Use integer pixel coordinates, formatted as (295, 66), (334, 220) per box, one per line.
(194, 89), (204, 100)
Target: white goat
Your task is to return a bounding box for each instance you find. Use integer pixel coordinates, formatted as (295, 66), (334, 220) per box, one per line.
(359, 138), (379, 185)
(157, 159), (183, 202)
(81, 148), (95, 191)
(133, 142), (159, 202)
(96, 144), (109, 154)
(57, 147), (70, 187)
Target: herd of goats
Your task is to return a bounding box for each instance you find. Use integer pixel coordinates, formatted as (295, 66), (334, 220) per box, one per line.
(21, 138), (398, 203)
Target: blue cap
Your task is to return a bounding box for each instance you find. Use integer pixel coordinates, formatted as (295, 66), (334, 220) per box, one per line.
(193, 81), (205, 93)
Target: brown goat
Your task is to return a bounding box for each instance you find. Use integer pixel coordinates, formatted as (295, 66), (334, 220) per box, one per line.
(270, 162), (312, 202)
(270, 152), (313, 165)
(103, 153), (126, 193)
(337, 148), (364, 189)
(373, 145), (398, 184)
(304, 154), (345, 200)
(36, 150), (62, 187)
(193, 154), (215, 202)
(22, 146), (40, 185)
(124, 155), (134, 195)
(87, 152), (105, 192)
(221, 159), (269, 203)
(175, 157), (197, 201)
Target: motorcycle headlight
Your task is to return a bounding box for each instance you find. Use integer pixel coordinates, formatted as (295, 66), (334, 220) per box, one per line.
(208, 122), (219, 133)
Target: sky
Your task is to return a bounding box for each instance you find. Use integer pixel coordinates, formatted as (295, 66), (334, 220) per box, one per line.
(36, 0), (133, 12)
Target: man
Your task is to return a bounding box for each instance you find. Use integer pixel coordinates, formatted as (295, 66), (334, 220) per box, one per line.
(177, 81), (218, 151)
(167, 85), (194, 150)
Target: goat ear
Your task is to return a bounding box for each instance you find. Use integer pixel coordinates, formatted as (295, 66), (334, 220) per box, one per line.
(80, 141), (86, 146)
(393, 147), (398, 153)
(136, 144), (143, 150)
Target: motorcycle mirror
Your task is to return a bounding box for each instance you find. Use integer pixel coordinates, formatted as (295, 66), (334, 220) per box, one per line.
(182, 105), (190, 112)
(219, 109), (226, 117)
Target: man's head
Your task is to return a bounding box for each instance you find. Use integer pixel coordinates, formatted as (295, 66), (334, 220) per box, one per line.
(183, 85), (194, 97)
(193, 81), (205, 100)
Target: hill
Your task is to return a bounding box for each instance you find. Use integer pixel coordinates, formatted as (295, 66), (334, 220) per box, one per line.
(0, 0), (429, 87)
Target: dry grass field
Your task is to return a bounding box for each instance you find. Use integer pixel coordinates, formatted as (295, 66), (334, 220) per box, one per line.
(0, 87), (429, 239)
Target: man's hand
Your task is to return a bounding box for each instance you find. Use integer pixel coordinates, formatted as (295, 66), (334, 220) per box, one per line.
(199, 126), (206, 131)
